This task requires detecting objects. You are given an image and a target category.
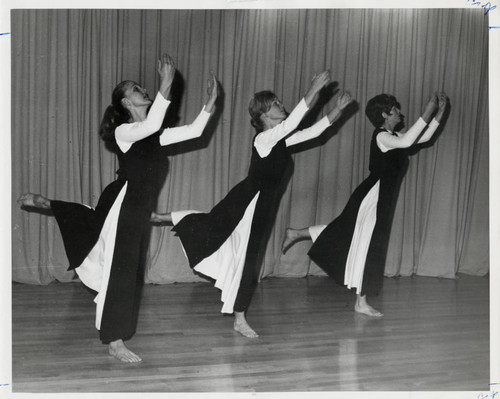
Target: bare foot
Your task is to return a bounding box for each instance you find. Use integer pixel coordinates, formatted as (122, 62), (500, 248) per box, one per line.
(355, 296), (383, 317)
(281, 228), (301, 254)
(108, 340), (142, 363)
(17, 193), (51, 209)
(234, 312), (259, 338)
(150, 211), (173, 224)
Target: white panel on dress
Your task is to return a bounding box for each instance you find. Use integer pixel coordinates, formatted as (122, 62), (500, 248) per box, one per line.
(344, 181), (380, 294)
(171, 209), (202, 225)
(75, 183), (128, 330)
(309, 225), (327, 242)
(172, 193), (260, 314)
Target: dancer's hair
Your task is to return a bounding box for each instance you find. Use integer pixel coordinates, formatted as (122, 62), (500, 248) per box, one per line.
(248, 90), (279, 133)
(365, 93), (401, 128)
(99, 80), (134, 144)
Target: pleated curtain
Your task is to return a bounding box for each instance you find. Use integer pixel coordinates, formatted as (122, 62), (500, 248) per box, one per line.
(11, 8), (489, 285)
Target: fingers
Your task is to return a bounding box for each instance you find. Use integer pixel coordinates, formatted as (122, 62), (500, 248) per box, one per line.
(207, 71), (218, 93)
(209, 71), (217, 86)
(167, 53), (175, 67)
(162, 53), (175, 67)
(158, 53), (176, 70)
(437, 92), (448, 108)
(311, 70), (330, 83)
(317, 70), (331, 84)
(206, 77), (218, 100)
(337, 90), (353, 109)
(426, 93), (439, 110)
(342, 90), (353, 101)
(432, 91), (447, 105)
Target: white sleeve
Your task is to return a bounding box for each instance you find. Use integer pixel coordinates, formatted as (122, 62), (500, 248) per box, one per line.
(285, 116), (332, 147)
(115, 92), (171, 153)
(376, 117), (428, 152)
(416, 118), (440, 144)
(253, 98), (309, 158)
(159, 107), (211, 146)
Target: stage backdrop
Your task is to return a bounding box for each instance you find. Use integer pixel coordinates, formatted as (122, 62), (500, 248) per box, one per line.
(11, 8), (489, 285)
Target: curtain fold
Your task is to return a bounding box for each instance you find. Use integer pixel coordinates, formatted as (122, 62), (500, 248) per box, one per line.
(11, 9), (489, 285)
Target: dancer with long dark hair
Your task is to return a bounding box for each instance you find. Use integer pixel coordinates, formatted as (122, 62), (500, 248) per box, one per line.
(152, 71), (353, 337)
(18, 54), (218, 362)
(282, 92), (448, 317)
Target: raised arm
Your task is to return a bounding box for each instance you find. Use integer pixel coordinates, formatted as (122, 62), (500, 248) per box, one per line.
(254, 71), (330, 157)
(116, 93), (170, 146)
(116, 54), (176, 147)
(204, 71), (218, 114)
(286, 91), (353, 147)
(303, 71), (331, 108)
(158, 53), (176, 101)
(159, 72), (218, 146)
(377, 92), (441, 151)
(416, 92), (447, 143)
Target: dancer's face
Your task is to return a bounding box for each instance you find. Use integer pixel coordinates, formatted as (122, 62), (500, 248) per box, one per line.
(383, 106), (404, 131)
(122, 82), (153, 109)
(263, 98), (287, 124)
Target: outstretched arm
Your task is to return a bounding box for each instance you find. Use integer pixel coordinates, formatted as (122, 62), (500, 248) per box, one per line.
(116, 93), (171, 146)
(254, 71), (331, 157)
(204, 71), (218, 114)
(158, 53), (176, 101)
(303, 71), (331, 108)
(116, 54), (176, 146)
(285, 91), (353, 147)
(416, 92), (447, 144)
(376, 92), (445, 151)
(159, 72), (218, 146)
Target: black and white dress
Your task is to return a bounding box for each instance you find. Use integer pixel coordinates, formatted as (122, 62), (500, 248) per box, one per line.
(172, 98), (333, 313)
(51, 93), (211, 343)
(307, 117), (440, 296)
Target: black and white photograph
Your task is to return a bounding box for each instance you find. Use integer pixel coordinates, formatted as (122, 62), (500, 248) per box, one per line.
(1, 0), (498, 397)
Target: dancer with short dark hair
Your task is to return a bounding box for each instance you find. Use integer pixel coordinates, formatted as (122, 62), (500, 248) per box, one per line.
(152, 71), (353, 337)
(18, 54), (218, 362)
(282, 91), (448, 317)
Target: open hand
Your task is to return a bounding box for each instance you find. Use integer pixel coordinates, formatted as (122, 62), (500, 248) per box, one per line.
(437, 92), (448, 112)
(157, 53), (176, 88)
(421, 92), (440, 122)
(337, 91), (353, 110)
(207, 71), (218, 100)
(304, 70), (331, 107)
(425, 92), (439, 112)
(205, 71), (218, 113)
(309, 70), (331, 94)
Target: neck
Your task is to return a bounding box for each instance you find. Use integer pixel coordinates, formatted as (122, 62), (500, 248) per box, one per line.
(263, 116), (285, 131)
(382, 122), (395, 133)
(264, 121), (278, 130)
(129, 107), (148, 123)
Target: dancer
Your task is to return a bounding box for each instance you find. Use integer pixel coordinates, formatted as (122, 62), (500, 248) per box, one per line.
(152, 71), (353, 337)
(282, 91), (448, 317)
(18, 54), (218, 362)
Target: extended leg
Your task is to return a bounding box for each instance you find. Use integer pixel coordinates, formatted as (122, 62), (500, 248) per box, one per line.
(281, 227), (312, 254)
(150, 211), (173, 224)
(18, 193), (51, 210)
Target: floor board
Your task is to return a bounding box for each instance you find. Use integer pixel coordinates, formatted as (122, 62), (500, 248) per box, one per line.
(11, 274), (489, 392)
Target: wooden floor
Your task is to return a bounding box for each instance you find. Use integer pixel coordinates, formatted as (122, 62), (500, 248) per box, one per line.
(11, 274), (489, 392)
